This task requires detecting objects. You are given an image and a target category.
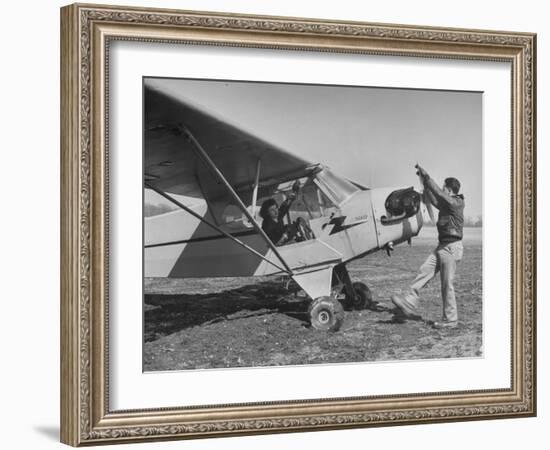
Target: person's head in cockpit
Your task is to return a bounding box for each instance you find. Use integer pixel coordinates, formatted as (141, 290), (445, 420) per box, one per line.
(259, 183), (300, 246)
(260, 182), (299, 224)
(260, 198), (280, 222)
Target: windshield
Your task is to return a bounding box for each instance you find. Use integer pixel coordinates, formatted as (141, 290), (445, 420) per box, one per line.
(315, 168), (359, 205)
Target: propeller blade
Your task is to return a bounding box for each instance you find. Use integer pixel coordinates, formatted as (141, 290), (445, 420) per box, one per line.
(418, 173), (436, 223)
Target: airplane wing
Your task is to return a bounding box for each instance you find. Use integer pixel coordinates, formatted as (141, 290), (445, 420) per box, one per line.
(144, 80), (315, 202)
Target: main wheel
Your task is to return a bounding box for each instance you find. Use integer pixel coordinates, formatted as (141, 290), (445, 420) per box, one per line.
(344, 282), (373, 310)
(308, 296), (344, 332)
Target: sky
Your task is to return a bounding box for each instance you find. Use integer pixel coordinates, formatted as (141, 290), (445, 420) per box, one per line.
(145, 78), (482, 216)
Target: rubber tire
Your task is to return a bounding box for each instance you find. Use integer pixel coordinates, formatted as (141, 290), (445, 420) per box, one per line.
(346, 282), (373, 310)
(308, 296), (345, 332)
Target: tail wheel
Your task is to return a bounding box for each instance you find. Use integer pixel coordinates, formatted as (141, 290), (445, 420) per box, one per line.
(308, 296), (344, 332)
(345, 282), (373, 310)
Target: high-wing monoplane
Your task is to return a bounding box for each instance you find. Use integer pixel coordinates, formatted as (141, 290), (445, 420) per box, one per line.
(144, 81), (426, 331)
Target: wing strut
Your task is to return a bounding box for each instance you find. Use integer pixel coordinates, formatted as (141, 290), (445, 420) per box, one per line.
(180, 125), (294, 275)
(251, 159), (261, 220)
(145, 182), (290, 275)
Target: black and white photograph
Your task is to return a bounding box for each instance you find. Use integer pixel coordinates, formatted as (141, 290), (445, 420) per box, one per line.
(143, 77), (483, 371)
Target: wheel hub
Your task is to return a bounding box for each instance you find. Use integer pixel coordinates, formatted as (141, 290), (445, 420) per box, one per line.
(308, 296), (344, 332)
(318, 310), (330, 324)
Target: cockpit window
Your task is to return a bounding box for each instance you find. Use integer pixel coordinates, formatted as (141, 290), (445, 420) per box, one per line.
(315, 168), (359, 205)
(286, 179), (334, 222)
(216, 169), (356, 231)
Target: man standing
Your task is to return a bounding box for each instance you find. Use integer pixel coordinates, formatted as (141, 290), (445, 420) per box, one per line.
(391, 164), (465, 329)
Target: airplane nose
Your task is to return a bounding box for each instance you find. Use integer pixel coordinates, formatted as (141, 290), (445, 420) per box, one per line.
(381, 187), (421, 224)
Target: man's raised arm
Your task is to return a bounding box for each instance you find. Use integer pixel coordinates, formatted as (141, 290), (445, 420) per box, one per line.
(416, 164), (461, 207)
(422, 183), (440, 209)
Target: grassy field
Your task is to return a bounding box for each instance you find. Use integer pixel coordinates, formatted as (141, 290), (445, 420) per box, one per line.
(144, 227), (482, 371)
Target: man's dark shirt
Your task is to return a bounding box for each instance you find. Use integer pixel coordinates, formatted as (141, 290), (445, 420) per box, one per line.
(424, 177), (465, 244)
(261, 198), (292, 245)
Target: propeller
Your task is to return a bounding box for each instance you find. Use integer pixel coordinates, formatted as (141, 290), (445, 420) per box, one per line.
(415, 163), (436, 223)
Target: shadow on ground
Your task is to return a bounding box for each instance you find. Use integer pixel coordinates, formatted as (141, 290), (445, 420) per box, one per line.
(145, 278), (311, 342)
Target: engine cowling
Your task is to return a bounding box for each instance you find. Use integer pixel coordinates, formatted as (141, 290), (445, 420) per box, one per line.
(381, 187), (421, 224)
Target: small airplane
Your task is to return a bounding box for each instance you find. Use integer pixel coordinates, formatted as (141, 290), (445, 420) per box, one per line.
(144, 81), (426, 331)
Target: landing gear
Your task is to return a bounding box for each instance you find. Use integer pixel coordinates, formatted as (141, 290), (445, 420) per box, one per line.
(334, 263), (374, 311)
(345, 282), (373, 310)
(294, 263), (374, 332)
(308, 296), (344, 332)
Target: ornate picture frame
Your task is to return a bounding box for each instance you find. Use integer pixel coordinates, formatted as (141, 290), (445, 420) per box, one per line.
(60, 3), (536, 446)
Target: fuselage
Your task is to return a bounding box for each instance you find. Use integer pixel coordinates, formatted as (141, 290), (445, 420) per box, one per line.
(144, 185), (423, 278)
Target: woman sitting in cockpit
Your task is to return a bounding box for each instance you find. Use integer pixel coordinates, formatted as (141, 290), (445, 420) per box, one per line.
(260, 181), (308, 246)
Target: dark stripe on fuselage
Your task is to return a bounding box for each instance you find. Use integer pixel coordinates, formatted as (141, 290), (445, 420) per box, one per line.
(145, 229), (259, 248)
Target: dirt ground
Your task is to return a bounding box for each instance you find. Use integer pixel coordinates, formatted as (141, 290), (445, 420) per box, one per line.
(144, 227), (482, 371)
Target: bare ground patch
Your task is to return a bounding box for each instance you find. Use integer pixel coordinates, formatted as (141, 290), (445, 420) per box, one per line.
(144, 236), (482, 371)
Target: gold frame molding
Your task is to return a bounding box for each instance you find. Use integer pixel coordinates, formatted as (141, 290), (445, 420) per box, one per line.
(60, 3), (536, 446)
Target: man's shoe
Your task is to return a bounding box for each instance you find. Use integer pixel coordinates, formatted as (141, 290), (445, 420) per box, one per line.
(432, 320), (458, 329)
(391, 295), (422, 319)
